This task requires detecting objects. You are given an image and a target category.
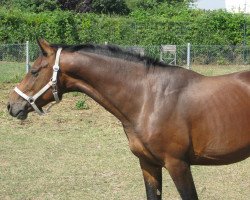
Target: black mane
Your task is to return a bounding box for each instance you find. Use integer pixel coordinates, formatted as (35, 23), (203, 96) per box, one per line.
(51, 43), (171, 68)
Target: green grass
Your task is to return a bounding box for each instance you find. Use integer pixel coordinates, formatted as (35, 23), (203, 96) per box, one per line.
(0, 61), (26, 83)
(0, 64), (250, 199)
(191, 64), (250, 76)
(1, 92), (145, 200)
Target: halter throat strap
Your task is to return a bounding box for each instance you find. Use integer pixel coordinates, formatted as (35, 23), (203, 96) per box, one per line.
(14, 48), (63, 115)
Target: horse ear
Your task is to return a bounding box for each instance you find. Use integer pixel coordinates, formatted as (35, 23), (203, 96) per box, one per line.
(37, 39), (54, 56)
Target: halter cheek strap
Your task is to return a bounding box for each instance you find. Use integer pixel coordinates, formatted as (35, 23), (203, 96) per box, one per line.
(14, 48), (63, 115)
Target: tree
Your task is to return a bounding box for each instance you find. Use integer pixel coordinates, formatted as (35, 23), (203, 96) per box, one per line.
(92, 0), (130, 14)
(58, 0), (130, 14)
(125, 0), (193, 11)
(0, 0), (58, 12)
(58, 0), (93, 13)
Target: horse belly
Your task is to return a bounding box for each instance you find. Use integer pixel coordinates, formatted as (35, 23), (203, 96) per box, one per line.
(191, 132), (250, 165)
(189, 81), (250, 165)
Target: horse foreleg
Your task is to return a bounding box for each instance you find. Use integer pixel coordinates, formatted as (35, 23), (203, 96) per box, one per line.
(139, 159), (162, 200)
(166, 158), (198, 200)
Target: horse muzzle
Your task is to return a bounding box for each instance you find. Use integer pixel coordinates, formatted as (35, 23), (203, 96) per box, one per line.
(7, 101), (29, 120)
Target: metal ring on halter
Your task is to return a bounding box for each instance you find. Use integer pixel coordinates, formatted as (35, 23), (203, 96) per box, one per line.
(28, 97), (35, 104)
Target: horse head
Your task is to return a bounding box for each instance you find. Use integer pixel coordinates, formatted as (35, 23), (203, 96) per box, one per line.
(7, 39), (64, 120)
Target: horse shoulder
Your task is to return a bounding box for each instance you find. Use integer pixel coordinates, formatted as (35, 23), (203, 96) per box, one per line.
(123, 87), (192, 165)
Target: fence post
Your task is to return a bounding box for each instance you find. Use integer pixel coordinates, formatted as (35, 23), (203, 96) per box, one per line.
(187, 43), (191, 69)
(25, 41), (30, 73)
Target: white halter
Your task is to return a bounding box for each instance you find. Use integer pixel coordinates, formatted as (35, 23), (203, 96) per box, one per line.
(14, 48), (63, 115)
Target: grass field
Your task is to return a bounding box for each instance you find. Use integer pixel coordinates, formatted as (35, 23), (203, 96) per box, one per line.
(0, 62), (26, 83)
(0, 63), (250, 199)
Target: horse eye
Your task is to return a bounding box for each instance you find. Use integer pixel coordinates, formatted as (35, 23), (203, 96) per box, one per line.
(30, 70), (39, 77)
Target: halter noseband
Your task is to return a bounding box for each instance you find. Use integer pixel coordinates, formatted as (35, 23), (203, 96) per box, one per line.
(14, 48), (63, 115)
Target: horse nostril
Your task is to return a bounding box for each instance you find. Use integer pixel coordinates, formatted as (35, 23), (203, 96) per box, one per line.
(7, 103), (11, 112)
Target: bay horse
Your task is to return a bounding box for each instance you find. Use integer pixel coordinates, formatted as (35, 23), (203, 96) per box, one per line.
(7, 39), (250, 200)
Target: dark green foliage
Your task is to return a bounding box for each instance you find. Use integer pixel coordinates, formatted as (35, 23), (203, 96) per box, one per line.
(133, 0), (159, 10)
(133, 0), (182, 9)
(125, 0), (193, 10)
(1, 0), (58, 12)
(0, 0), (130, 14)
(58, 0), (93, 13)
(92, 0), (130, 14)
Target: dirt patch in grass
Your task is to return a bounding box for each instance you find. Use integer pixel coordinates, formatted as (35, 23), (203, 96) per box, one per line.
(1, 67), (250, 199)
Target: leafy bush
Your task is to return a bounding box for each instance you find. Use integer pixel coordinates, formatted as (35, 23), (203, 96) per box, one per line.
(0, 5), (249, 46)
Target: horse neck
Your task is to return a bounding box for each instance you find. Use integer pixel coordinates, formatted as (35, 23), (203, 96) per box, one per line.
(62, 52), (147, 124)
(61, 52), (200, 125)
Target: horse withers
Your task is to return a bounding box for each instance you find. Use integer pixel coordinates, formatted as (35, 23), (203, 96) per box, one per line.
(7, 39), (250, 200)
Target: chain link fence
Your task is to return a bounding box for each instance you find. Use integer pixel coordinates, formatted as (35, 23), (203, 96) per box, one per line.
(0, 43), (26, 62)
(0, 42), (250, 83)
(0, 43), (26, 83)
(191, 45), (250, 65)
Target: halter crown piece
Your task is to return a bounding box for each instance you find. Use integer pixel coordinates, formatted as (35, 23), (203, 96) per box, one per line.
(14, 48), (63, 115)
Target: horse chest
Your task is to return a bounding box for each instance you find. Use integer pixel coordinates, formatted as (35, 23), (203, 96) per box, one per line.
(128, 137), (153, 160)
